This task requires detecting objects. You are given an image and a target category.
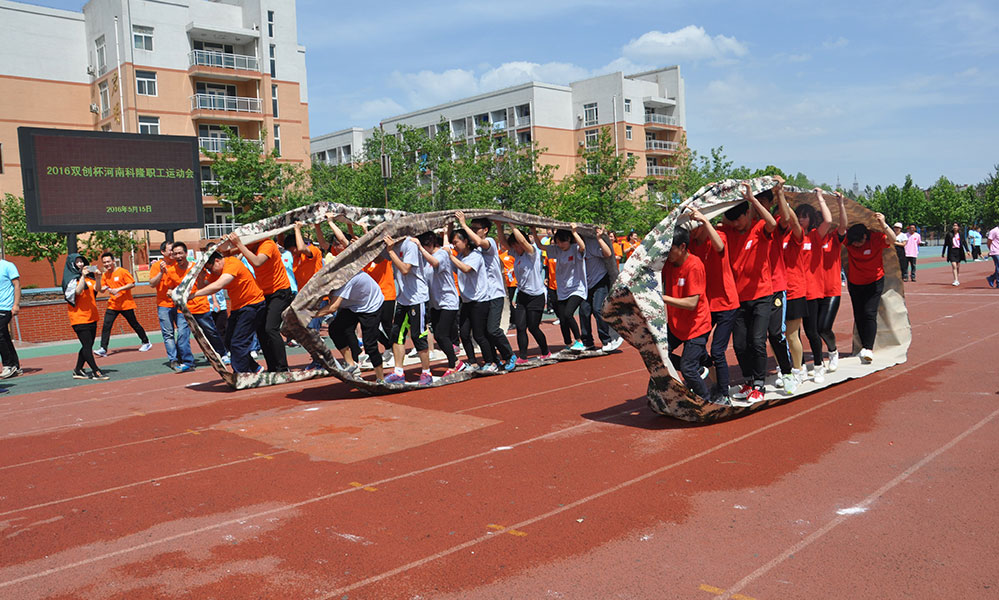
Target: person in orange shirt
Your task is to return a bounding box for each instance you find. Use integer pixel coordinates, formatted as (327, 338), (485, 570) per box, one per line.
(227, 232), (290, 372)
(194, 252), (266, 373)
(170, 242), (228, 370)
(148, 241), (184, 370)
(62, 253), (108, 380)
(283, 222), (324, 291)
(94, 252), (151, 357)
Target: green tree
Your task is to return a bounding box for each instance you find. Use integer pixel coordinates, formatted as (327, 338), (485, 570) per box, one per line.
(926, 175), (971, 229)
(1, 194), (66, 285)
(898, 176), (928, 228)
(80, 229), (140, 263)
(979, 165), (999, 226)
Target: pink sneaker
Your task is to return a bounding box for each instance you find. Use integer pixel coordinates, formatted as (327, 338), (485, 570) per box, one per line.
(539, 352), (552, 360)
(418, 372), (433, 386)
(515, 357), (530, 365)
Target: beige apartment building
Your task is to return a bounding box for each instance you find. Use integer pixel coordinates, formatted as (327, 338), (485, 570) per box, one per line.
(0, 0), (310, 251)
(312, 67), (685, 190)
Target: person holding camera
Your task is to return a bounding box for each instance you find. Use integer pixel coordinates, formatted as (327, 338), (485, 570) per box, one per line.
(62, 253), (108, 380)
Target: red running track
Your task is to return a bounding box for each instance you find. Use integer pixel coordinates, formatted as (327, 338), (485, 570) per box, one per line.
(1, 260), (997, 599)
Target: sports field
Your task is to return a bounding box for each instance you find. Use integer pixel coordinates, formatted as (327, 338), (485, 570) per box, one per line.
(1, 258), (997, 599)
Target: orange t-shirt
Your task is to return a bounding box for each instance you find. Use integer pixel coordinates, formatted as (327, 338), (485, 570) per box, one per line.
(207, 257), (264, 311)
(149, 260), (179, 308)
(101, 267), (137, 311)
(500, 250), (517, 287)
(363, 258), (396, 302)
(170, 262), (209, 314)
(293, 245), (323, 289)
(246, 239), (291, 296)
(545, 253), (557, 290)
(68, 277), (100, 326)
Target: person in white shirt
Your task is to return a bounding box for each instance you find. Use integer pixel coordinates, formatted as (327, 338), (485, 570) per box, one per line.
(316, 271), (385, 382)
(535, 223), (588, 351)
(497, 222), (550, 362)
(892, 222), (908, 280)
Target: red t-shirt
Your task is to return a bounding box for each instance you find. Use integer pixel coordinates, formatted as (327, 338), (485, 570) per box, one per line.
(782, 233), (807, 301)
(818, 231), (843, 298)
(689, 232), (739, 313)
(246, 239), (291, 296)
(718, 220), (772, 303)
(801, 230), (824, 300)
(846, 231), (890, 285)
(768, 220), (788, 293)
(661, 254), (712, 341)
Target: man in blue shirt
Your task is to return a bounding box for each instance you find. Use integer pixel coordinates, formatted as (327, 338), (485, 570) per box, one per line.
(0, 258), (22, 378)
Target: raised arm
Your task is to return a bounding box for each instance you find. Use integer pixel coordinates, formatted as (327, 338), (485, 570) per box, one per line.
(293, 222), (309, 254)
(570, 223), (585, 255)
(689, 208), (725, 253)
(414, 238), (440, 267)
(815, 189), (835, 238)
(834, 192), (848, 237)
(776, 183), (803, 240)
(511, 227), (535, 255)
(313, 221), (329, 253)
(456, 210), (490, 251)
(327, 217), (351, 249)
(383, 235), (411, 275)
(594, 226), (613, 258)
(495, 221), (511, 253)
(532, 227), (551, 251)
(227, 232), (268, 268)
(874, 213), (894, 240)
(743, 182), (777, 232)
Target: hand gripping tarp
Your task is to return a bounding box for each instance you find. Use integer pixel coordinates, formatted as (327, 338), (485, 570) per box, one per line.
(280, 209), (620, 395)
(171, 202), (409, 389)
(601, 177), (911, 422)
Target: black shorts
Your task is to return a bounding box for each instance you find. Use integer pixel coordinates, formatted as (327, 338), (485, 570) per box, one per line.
(946, 247), (966, 263)
(785, 296), (807, 320)
(390, 302), (429, 351)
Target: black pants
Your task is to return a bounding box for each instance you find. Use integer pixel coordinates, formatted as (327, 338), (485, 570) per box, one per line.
(556, 295), (584, 345)
(732, 296), (770, 387)
(330, 309), (383, 368)
(72, 322), (99, 372)
(972, 245), (982, 260)
(848, 277), (884, 350)
(767, 292), (792, 375)
(211, 310), (228, 344)
(99, 308), (149, 350)
(513, 291), (549, 357)
(0, 310), (20, 368)
(668, 331), (709, 399)
(377, 299), (396, 352)
(904, 257), (917, 281)
(579, 274), (615, 347)
(702, 308), (737, 395)
(459, 300), (492, 364)
(227, 302), (264, 373)
(803, 296), (840, 365)
(259, 288), (292, 372)
(896, 247), (907, 277)
(485, 297), (513, 362)
(546, 287), (558, 314)
(430, 307), (459, 367)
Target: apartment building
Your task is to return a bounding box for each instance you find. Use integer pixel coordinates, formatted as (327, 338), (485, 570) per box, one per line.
(311, 67), (685, 185)
(0, 0), (310, 246)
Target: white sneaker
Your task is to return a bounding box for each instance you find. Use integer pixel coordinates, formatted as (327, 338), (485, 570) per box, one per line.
(782, 373), (799, 394)
(812, 365), (826, 384)
(952, 280), (960, 287)
(859, 348), (874, 363)
(827, 350), (839, 373)
(250, 350), (259, 359)
(792, 368), (807, 385)
(602, 337), (623, 352)
(139, 342), (152, 352)
(93, 347), (107, 358)
(406, 348), (418, 358)
(773, 368), (784, 389)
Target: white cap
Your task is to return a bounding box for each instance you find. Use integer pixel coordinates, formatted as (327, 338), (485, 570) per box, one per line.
(893, 222), (903, 228)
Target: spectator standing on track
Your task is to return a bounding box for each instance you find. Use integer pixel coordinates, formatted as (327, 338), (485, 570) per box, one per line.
(987, 224), (999, 288)
(942, 222), (968, 287)
(660, 228), (712, 401)
(845, 214), (894, 363)
(892, 223), (907, 280)
(967, 225), (983, 261)
(63, 254), (108, 380)
(148, 241), (182, 370)
(227, 233), (291, 372)
(0, 256), (22, 379)
(171, 242), (227, 369)
(193, 253), (266, 373)
(95, 252), (151, 358)
(903, 225), (922, 282)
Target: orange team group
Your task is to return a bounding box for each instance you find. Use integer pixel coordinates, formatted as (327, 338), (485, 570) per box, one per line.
(661, 178), (896, 407)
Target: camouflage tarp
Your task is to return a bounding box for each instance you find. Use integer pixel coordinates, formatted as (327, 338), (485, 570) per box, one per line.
(602, 177), (911, 422)
(171, 202), (408, 389)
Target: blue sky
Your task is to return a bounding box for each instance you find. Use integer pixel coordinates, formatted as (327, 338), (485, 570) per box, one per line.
(27, 0), (999, 189)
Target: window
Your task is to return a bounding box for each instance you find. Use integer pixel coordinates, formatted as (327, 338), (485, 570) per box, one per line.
(271, 84), (279, 118)
(95, 36), (106, 75)
(133, 25), (153, 51)
(583, 102), (598, 126)
(586, 159), (598, 175)
(584, 128), (598, 148)
(624, 98), (631, 113)
(98, 81), (110, 118)
(273, 125), (281, 155)
(517, 131), (531, 145)
(625, 125), (632, 140)
(101, 124), (112, 132)
(269, 45), (276, 77)
(138, 116), (159, 135)
(136, 70), (157, 96)
(627, 152), (634, 158)
(267, 10), (275, 37)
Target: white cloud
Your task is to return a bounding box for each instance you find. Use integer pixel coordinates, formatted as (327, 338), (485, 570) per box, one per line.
(823, 36), (849, 49)
(478, 61), (590, 91)
(390, 68), (480, 107)
(349, 97), (405, 123)
(622, 26), (748, 64)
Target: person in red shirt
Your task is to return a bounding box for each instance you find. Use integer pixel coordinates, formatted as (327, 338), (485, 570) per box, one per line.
(661, 228), (712, 400)
(795, 191), (836, 383)
(95, 251), (151, 357)
(716, 182), (777, 404)
(845, 213), (894, 363)
(811, 190), (848, 377)
(194, 252), (266, 373)
(148, 241), (182, 370)
(688, 207), (739, 404)
(228, 232), (291, 372)
(62, 253), (108, 380)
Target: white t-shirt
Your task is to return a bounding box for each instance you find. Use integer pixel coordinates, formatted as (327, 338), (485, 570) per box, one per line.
(456, 249), (489, 303)
(513, 246), (546, 297)
(583, 236), (609, 288)
(391, 239), (429, 306)
(547, 243), (587, 301)
(429, 248), (460, 310)
(332, 271), (384, 315)
(477, 237), (506, 301)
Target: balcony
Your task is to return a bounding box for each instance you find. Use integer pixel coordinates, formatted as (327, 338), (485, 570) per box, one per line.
(190, 94), (263, 121)
(646, 139), (679, 153)
(204, 222), (240, 239)
(201, 180), (219, 196)
(190, 50), (258, 71)
(644, 113), (678, 128)
(647, 165), (678, 177)
(516, 115), (531, 127)
(198, 137), (263, 154)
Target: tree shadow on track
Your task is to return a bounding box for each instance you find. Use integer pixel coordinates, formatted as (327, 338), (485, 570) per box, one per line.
(582, 396), (708, 430)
